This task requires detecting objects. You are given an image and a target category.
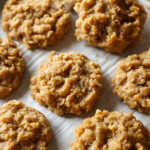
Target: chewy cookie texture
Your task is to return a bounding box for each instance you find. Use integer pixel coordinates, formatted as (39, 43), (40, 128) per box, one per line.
(30, 51), (102, 115)
(74, 0), (147, 53)
(2, 0), (71, 49)
(0, 37), (24, 98)
(0, 100), (51, 150)
(113, 49), (150, 114)
(69, 110), (150, 150)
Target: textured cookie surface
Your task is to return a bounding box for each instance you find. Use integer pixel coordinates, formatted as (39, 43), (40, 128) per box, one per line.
(74, 0), (147, 53)
(2, 0), (71, 49)
(0, 100), (51, 150)
(113, 49), (150, 114)
(0, 37), (24, 98)
(70, 110), (150, 150)
(30, 52), (102, 115)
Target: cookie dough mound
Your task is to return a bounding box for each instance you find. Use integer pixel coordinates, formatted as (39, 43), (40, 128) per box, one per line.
(74, 0), (147, 53)
(2, 0), (71, 49)
(0, 37), (24, 98)
(69, 110), (150, 150)
(113, 49), (150, 114)
(30, 52), (102, 115)
(0, 100), (51, 150)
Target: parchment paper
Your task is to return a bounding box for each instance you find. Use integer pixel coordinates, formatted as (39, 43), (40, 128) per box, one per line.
(0, 0), (150, 149)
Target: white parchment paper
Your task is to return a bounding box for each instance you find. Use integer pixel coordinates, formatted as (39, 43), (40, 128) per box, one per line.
(0, 0), (150, 149)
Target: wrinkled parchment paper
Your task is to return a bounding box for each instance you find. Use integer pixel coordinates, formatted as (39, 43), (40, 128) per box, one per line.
(0, 0), (150, 149)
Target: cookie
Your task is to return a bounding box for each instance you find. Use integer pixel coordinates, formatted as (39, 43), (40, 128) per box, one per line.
(0, 37), (24, 98)
(113, 49), (150, 114)
(69, 110), (150, 150)
(74, 0), (147, 53)
(30, 51), (102, 115)
(0, 100), (51, 150)
(2, 0), (71, 49)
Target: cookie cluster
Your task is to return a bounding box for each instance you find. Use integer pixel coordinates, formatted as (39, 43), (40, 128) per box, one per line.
(0, 0), (150, 150)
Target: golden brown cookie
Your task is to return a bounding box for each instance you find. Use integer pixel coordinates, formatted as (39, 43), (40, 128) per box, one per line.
(74, 0), (147, 53)
(0, 37), (24, 98)
(2, 0), (71, 49)
(113, 49), (150, 114)
(69, 110), (150, 150)
(0, 100), (51, 150)
(30, 51), (102, 115)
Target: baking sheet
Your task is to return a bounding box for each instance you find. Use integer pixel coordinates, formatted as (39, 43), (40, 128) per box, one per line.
(0, 0), (150, 149)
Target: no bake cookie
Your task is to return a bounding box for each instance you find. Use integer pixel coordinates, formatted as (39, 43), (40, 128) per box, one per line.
(113, 49), (150, 114)
(2, 0), (71, 49)
(0, 37), (24, 98)
(30, 51), (102, 115)
(70, 110), (150, 150)
(0, 100), (51, 150)
(74, 0), (147, 53)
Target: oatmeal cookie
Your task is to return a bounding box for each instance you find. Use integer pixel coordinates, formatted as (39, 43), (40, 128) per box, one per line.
(2, 0), (71, 49)
(30, 51), (102, 115)
(0, 100), (51, 150)
(113, 49), (150, 114)
(0, 37), (24, 98)
(69, 110), (150, 150)
(74, 0), (147, 53)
